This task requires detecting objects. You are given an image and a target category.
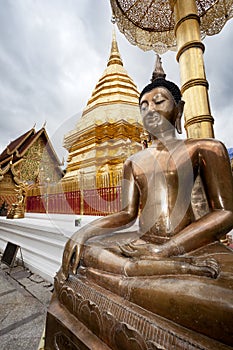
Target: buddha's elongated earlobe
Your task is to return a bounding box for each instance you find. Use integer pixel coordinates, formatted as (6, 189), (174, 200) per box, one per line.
(175, 100), (185, 134)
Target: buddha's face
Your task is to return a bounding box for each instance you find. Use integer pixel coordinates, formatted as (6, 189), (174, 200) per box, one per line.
(139, 87), (177, 136)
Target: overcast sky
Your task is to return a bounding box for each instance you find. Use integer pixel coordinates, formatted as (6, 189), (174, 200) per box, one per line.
(0, 0), (233, 163)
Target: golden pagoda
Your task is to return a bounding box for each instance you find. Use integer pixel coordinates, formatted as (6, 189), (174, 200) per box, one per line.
(62, 29), (143, 191)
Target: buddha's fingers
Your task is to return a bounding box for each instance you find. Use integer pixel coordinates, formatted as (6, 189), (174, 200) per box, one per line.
(62, 244), (72, 278)
(61, 239), (77, 277)
(118, 243), (139, 257)
(128, 242), (141, 249)
(71, 243), (84, 275)
(191, 257), (220, 279)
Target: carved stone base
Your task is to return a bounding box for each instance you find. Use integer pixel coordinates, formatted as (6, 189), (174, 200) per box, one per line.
(45, 276), (232, 350)
(45, 295), (111, 350)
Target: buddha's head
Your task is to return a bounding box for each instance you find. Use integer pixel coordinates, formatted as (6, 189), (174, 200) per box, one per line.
(139, 55), (184, 137)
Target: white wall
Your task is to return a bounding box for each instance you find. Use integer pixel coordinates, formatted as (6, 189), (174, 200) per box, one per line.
(0, 213), (98, 283)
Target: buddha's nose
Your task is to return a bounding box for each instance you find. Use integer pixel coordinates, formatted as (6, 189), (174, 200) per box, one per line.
(148, 100), (158, 111)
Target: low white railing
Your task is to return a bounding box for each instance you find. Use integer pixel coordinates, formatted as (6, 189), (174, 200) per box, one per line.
(0, 213), (98, 283)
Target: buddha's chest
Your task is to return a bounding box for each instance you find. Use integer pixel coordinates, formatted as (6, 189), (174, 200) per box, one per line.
(136, 153), (192, 183)
(133, 149), (195, 207)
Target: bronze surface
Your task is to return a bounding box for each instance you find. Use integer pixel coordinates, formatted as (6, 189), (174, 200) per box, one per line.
(45, 63), (233, 349)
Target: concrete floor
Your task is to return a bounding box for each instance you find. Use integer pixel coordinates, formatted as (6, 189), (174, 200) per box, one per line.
(0, 261), (53, 350)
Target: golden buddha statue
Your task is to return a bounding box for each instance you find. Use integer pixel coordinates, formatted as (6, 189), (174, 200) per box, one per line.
(46, 56), (233, 350)
(7, 183), (26, 219)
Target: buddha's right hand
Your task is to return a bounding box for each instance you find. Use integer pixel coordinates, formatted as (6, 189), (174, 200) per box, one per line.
(58, 237), (84, 281)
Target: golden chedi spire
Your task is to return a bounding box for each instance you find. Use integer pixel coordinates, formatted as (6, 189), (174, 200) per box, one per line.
(107, 27), (123, 67)
(63, 27), (142, 190)
(82, 27), (139, 116)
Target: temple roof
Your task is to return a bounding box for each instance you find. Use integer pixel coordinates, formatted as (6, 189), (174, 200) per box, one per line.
(82, 28), (140, 116)
(0, 127), (35, 164)
(0, 126), (62, 168)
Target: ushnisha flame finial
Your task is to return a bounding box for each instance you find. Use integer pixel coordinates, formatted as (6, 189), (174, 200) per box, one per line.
(139, 54), (182, 106)
(151, 54), (166, 82)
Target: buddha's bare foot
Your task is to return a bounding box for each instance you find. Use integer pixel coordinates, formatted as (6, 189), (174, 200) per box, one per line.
(191, 257), (220, 278)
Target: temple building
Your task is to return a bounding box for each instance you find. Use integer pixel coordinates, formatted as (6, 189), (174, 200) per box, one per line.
(1, 30), (143, 216)
(0, 125), (63, 214)
(52, 29), (144, 215)
(62, 29), (143, 191)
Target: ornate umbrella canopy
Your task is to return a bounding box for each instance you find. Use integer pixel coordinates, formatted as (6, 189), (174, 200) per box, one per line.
(110, 0), (233, 53)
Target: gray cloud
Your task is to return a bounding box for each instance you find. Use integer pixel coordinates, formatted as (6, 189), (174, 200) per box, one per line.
(0, 0), (232, 162)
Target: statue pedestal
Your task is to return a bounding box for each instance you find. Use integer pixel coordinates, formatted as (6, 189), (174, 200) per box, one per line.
(45, 295), (111, 349)
(45, 275), (231, 350)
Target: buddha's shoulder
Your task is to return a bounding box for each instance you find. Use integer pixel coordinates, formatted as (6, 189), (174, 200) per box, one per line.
(184, 137), (226, 151)
(125, 148), (149, 165)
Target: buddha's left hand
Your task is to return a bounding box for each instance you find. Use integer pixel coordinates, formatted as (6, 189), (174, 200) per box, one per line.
(119, 241), (169, 259)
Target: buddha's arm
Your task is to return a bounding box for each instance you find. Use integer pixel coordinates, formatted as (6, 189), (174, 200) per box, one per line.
(60, 160), (140, 278)
(121, 141), (233, 259)
(166, 140), (233, 256)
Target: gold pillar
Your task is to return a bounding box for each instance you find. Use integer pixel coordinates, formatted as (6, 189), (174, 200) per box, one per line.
(80, 171), (84, 215)
(173, 0), (214, 138)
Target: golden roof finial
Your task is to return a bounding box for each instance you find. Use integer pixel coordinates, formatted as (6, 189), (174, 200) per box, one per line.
(107, 24), (123, 67)
(151, 54), (166, 82)
(82, 20), (139, 113)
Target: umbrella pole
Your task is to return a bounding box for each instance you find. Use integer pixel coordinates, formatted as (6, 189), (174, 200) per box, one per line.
(173, 0), (214, 138)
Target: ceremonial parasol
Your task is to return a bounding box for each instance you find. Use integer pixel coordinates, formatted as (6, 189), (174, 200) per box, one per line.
(110, 0), (233, 138)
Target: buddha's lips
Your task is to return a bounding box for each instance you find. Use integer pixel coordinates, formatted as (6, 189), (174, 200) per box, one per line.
(144, 112), (162, 128)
